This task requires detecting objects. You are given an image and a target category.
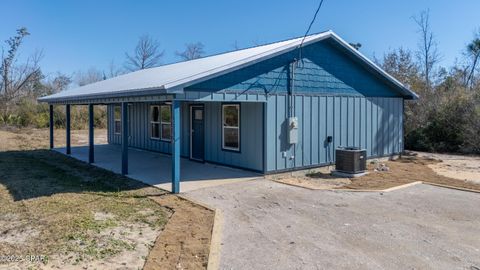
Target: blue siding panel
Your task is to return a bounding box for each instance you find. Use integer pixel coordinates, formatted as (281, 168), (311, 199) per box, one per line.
(264, 95), (403, 172)
(326, 96), (334, 163)
(311, 96), (319, 165)
(340, 98), (348, 147)
(347, 97), (354, 147)
(354, 97), (361, 147)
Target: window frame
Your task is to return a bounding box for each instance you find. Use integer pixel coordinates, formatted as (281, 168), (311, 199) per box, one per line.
(221, 103), (241, 152)
(114, 105), (121, 135)
(150, 105), (161, 140)
(160, 104), (172, 142)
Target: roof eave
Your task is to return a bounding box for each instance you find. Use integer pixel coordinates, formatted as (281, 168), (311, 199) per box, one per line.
(37, 86), (172, 104)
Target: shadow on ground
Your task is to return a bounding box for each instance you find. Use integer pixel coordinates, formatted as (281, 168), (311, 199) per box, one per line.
(0, 149), (166, 201)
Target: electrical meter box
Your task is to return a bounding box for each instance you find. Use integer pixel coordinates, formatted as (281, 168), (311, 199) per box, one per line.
(288, 117), (298, 144)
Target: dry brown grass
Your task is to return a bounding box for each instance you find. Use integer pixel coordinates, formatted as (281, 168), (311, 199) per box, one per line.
(0, 127), (107, 152)
(0, 149), (169, 269)
(0, 128), (214, 269)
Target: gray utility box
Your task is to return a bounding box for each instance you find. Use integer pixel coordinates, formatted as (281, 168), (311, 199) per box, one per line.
(335, 147), (367, 174)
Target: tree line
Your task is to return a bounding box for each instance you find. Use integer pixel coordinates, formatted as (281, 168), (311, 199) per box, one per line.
(0, 31), (205, 129)
(1, 10), (479, 154)
(376, 10), (480, 154)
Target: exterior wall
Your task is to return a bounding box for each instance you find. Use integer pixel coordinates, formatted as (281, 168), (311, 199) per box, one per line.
(107, 103), (172, 153)
(106, 39), (407, 174)
(107, 102), (264, 172)
(265, 95), (403, 172)
(185, 39), (406, 173)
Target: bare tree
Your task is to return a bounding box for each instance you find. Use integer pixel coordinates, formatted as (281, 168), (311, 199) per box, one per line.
(125, 35), (164, 71)
(39, 73), (72, 96)
(465, 29), (480, 88)
(74, 67), (103, 87)
(413, 10), (441, 90)
(0, 27), (43, 116)
(176, 42), (205, 61)
(231, 40), (240, 50)
(107, 60), (124, 78)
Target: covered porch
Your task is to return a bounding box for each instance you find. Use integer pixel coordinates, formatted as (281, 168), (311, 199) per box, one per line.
(54, 144), (260, 192)
(45, 92), (266, 193)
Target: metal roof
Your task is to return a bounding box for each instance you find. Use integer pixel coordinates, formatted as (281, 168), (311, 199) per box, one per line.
(38, 30), (418, 103)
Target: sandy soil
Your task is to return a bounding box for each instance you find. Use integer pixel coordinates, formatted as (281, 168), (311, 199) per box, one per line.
(268, 169), (352, 189)
(0, 128), (214, 270)
(415, 152), (480, 184)
(144, 195), (215, 270)
(272, 154), (480, 191)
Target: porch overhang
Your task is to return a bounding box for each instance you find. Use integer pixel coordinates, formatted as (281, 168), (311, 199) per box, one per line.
(39, 90), (268, 105)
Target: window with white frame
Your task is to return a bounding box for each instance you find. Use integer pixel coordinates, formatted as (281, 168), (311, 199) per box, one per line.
(222, 104), (240, 151)
(150, 105), (160, 139)
(160, 105), (172, 141)
(114, 105), (121, 134)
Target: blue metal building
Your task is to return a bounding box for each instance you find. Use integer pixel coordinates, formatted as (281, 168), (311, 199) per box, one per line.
(39, 31), (418, 193)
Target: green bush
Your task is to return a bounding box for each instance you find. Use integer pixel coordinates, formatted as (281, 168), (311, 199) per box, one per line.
(405, 89), (480, 154)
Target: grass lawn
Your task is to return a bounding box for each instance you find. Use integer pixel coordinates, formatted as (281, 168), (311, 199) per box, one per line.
(0, 149), (170, 269)
(0, 128), (216, 270)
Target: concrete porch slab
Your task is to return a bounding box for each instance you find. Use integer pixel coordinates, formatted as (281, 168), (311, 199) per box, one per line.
(54, 144), (261, 192)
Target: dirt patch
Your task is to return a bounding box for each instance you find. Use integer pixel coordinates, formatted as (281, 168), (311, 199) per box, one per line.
(415, 152), (480, 184)
(0, 128), (215, 269)
(344, 155), (480, 191)
(144, 195), (215, 270)
(271, 154), (480, 192)
(269, 170), (351, 189)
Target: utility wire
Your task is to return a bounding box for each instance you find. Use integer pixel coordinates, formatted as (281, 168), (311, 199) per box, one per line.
(298, 0), (325, 63)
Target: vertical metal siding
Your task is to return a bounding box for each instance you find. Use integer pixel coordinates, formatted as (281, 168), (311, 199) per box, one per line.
(107, 102), (264, 172)
(265, 95), (403, 172)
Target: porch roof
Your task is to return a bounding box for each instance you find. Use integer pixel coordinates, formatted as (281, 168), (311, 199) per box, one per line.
(38, 30), (418, 104)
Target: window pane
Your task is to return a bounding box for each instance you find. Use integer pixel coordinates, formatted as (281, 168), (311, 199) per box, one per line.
(224, 127), (239, 149)
(151, 106), (159, 122)
(223, 105), (238, 127)
(195, 109), (203, 120)
(161, 106), (171, 122)
(114, 106), (121, 120)
(161, 124), (171, 140)
(151, 123), (160, 138)
(114, 120), (121, 134)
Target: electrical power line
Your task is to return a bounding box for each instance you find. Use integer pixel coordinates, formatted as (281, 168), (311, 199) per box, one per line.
(298, 0), (325, 61)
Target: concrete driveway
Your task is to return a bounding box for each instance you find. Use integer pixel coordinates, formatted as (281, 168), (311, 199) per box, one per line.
(185, 180), (480, 270)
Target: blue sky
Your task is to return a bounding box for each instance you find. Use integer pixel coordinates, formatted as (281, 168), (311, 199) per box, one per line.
(1, 0), (479, 78)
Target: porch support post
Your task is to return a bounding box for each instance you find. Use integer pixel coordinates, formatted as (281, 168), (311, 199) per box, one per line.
(66, 104), (71, 155)
(49, 104), (54, 149)
(121, 102), (128, 175)
(171, 100), (181, 193)
(88, 104), (94, 164)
